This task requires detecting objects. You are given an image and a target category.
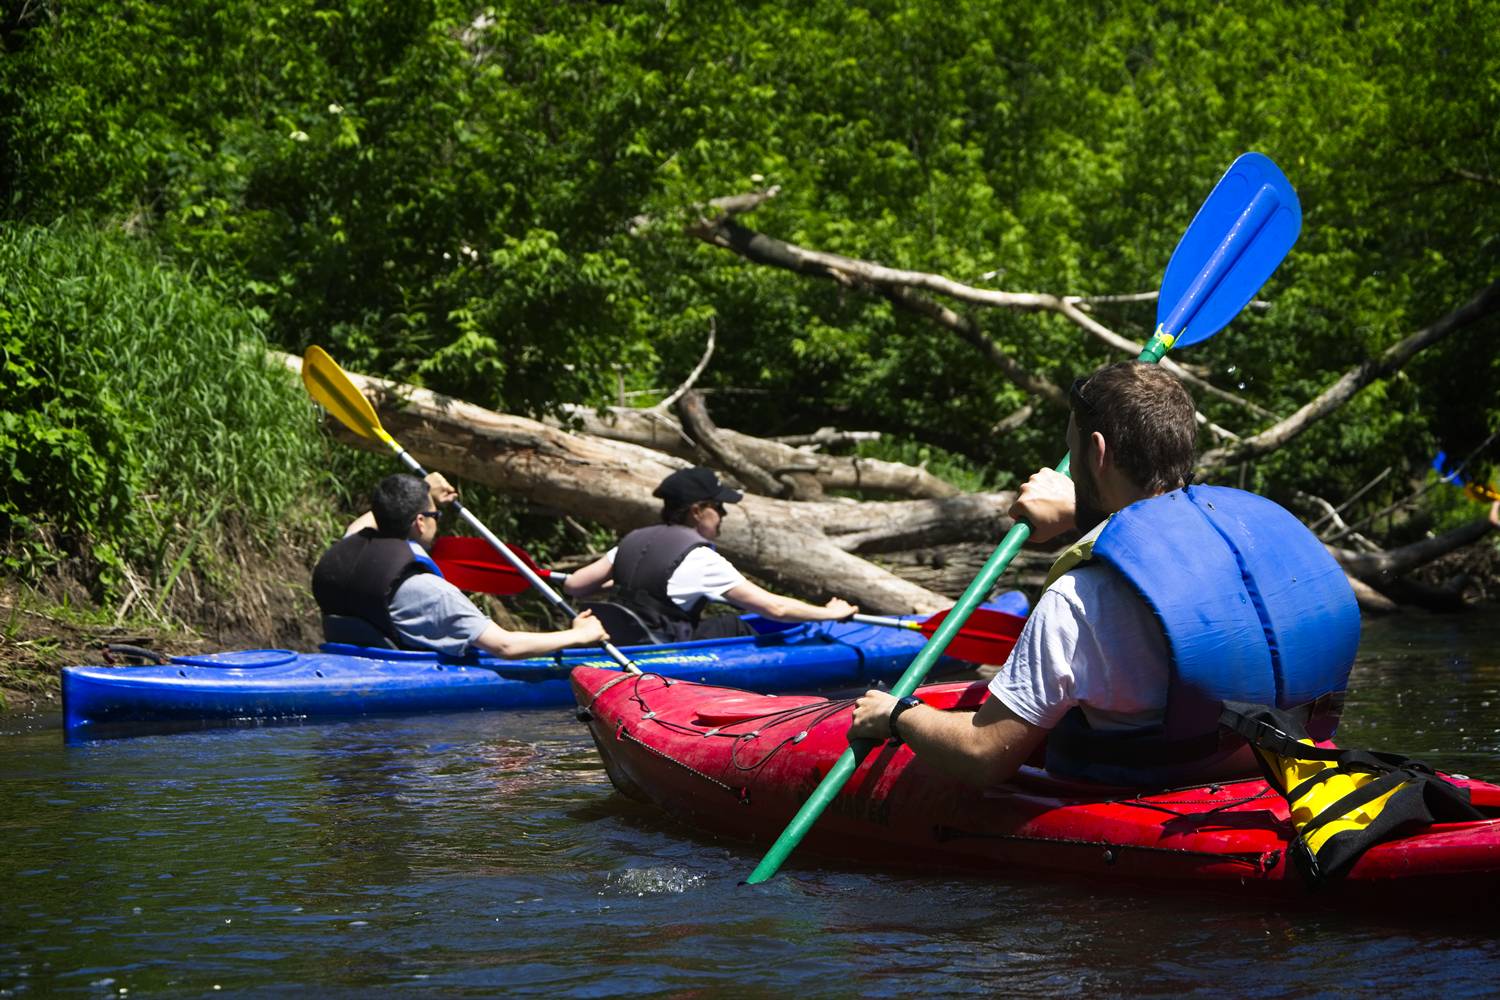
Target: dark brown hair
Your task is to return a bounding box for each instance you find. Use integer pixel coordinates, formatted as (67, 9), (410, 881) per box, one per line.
(1071, 362), (1197, 493)
(662, 503), (700, 526)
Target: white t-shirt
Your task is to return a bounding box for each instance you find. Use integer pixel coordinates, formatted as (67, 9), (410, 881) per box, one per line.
(604, 544), (747, 610)
(988, 562), (1170, 732)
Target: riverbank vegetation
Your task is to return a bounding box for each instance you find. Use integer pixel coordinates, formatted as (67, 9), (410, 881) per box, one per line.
(3, 1), (1497, 697)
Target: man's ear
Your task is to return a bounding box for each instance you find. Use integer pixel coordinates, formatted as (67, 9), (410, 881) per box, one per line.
(1086, 430), (1113, 480)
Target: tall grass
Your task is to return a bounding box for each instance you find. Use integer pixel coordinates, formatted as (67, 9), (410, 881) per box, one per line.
(0, 220), (336, 596)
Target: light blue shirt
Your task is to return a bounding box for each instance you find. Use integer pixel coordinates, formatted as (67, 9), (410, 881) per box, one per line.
(388, 573), (492, 657)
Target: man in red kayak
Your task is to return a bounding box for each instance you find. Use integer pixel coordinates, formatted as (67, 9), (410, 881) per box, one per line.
(850, 361), (1357, 786)
(563, 466), (858, 641)
(313, 472), (608, 657)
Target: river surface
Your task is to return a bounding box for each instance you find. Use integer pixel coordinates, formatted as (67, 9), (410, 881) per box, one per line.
(3, 614), (1499, 997)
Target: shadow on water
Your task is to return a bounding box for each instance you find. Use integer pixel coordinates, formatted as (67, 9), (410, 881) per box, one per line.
(2, 611), (1499, 996)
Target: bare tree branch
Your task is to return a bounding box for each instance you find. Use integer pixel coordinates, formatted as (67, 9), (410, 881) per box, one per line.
(879, 282), (1066, 405)
(1453, 167), (1500, 188)
(1200, 278), (1500, 469)
(652, 317), (715, 413)
(676, 389), (789, 497)
(686, 194), (1274, 422)
(1307, 466), (1392, 533)
(770, 428), (882, 448)
(1294, 490), (1382, 551)
(1072, 290), (1271, 313)
(991, 402), (1036, 435)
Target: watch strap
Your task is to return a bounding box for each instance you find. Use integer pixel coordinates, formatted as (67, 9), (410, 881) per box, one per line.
(888, 695), (923, 744)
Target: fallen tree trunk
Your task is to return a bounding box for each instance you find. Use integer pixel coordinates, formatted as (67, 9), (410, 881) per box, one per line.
(280, 351), (1494, 617)
(1330, 518), (1497, 581)
(553, 403), (960, 500)
(280, 353), (1004, 613)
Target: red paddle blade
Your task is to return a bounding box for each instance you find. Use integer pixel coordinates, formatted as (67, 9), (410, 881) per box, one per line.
(919, 607), (1025, 665)
(430, 536), (543, 596)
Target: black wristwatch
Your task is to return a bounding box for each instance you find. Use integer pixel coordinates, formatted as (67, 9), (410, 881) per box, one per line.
(887, 695), (923, 744)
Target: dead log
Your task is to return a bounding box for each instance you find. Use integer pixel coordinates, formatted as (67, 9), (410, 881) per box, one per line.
(675, 390), (791, 497)
(280, 353), (1008, 614)
(553, 404), (960, 500)
(1330, 517), (1497, 582)
(280, 351), (1491, 618)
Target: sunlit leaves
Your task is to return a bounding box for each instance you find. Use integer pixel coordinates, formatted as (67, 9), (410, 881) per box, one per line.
(1, 0), (1496, 540)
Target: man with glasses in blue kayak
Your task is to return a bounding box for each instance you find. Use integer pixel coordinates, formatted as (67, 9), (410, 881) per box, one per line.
(313, 472), (607, 658)
(850, 361), (1359, 787)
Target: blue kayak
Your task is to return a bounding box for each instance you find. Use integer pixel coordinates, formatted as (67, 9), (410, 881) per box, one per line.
(61, 595), (1029, 739)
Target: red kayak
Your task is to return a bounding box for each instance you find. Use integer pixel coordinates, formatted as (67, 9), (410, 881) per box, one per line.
(571, 666), (1500, 904)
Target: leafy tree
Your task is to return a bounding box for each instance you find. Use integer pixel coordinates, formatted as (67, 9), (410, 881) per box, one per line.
(3, 0), (1496, 544)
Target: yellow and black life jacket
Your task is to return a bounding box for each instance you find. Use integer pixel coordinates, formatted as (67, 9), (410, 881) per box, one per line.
(1219, 700), (1484, 886)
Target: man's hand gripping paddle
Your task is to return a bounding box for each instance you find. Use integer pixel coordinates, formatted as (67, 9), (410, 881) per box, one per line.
(300, 346), (642, 674)
(743, 152), (1303, 884)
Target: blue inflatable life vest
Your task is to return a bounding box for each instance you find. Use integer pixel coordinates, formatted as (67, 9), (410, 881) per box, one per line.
(1043, 485), (1361, 786)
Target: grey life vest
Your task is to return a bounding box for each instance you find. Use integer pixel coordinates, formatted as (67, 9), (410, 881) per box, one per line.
(611, 524), (714, 642)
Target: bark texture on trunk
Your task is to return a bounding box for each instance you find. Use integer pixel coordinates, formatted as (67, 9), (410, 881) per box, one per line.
(282, 350), (1497, 616)
(554, 403), (960, 500)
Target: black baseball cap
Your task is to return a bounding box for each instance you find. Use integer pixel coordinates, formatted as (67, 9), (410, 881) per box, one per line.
(653, 466), (743, 508)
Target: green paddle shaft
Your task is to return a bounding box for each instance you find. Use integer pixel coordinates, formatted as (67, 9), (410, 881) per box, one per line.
(744, 153), (1301, 884)
(743, 331), (1174, 885)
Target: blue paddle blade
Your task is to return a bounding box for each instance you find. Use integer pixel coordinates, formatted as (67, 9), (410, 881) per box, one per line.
(1432, 450), (1466, 485)
(1157, 152), (1302, 348)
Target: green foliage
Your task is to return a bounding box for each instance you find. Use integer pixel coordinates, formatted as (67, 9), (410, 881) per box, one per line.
(0, 222), (333, 595)
(1, 0), (1497, 549)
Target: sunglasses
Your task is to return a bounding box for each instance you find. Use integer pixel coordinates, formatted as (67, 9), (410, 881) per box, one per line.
(417, 509), (441, 521)
(1069, 375), (1098, 419)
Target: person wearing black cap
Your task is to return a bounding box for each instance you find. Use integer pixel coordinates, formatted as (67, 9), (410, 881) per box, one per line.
(563, 466), (858, 641)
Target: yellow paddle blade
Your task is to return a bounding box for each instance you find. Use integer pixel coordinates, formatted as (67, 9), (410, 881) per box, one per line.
(1465, 482), (1500, 503)
(301, 345), (394, 447)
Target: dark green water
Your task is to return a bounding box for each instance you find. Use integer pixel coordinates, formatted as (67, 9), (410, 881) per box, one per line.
(4, 614), (1499, 997)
